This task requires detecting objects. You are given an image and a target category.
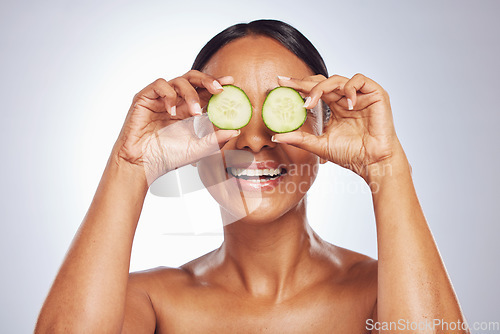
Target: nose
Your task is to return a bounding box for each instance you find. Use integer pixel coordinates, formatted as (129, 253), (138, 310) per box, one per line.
(235, 109), (277, 153)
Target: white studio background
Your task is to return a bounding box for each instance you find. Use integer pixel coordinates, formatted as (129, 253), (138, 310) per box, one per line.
(1, 0), (499, 332)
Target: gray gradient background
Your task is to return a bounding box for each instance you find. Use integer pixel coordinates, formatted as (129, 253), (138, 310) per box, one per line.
(1, 0), (499, 332)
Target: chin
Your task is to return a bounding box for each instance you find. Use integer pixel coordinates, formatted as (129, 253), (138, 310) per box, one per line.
(219, 194), (305, 226)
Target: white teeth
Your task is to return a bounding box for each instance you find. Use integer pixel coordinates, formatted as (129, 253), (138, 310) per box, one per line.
(229, 167), (283, 177)
(247, 178), (268, 183)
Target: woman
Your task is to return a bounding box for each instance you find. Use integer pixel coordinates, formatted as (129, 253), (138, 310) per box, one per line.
(36, 20), (468, 333)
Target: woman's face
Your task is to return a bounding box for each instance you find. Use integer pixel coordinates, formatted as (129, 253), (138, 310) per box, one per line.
(197, 35), (323, 225)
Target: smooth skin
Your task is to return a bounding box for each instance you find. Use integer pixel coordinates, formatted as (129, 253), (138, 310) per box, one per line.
(36, 36), (468, 333)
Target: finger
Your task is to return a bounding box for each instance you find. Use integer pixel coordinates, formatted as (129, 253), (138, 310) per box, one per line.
(342, 73), (380, 109)
(169, 77), (203, 116)
(307, 75), (349, 109)
(183, 70), (226, 95)
(278, 74), (326, 86)
(214, 129), (240, 145)
(271, 130), (326, 158)
(135, 78), (177, 115)
(318, 90), (345, 107)
(277, 76), (325, 104)
(217, 76), (235, 86)
(193, 129), (241, 160)
(195, 75), (236, 110)
(197, 76), (236, 112)
(277, 76), (318, 95)
(303, 74), (327, 82)
(331, 92), (383, 115)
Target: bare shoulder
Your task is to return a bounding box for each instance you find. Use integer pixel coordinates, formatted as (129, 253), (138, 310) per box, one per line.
(129, 266), (193, 285)
(335, 243), (377, 276)
(126, 251), (220, 309)
(122, 267), (193, 333)
(319, 240), (378, 290)
(127, 265), (197, 299)
(125, 252), (231, 333)
(314, 241), (378, 320)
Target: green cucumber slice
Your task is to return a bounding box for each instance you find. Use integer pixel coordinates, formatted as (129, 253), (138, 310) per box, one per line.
(206, 85), (252, 130)
(262, 87), (306, 133)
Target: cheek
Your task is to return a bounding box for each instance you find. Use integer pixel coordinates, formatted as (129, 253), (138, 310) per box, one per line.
(284, 145), (320, 183)
(284, 118), (320, 168)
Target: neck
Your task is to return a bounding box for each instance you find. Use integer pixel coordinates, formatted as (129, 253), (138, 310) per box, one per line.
(218, 197), (321, 302)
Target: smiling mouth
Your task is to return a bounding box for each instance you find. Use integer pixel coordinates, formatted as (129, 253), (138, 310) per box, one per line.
(226, 167), (288, 182)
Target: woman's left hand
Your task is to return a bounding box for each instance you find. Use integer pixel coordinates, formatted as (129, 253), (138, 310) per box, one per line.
(273, 73), (401, 181)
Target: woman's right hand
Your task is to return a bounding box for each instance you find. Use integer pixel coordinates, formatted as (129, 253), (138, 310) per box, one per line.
(111, 70), (239, 185)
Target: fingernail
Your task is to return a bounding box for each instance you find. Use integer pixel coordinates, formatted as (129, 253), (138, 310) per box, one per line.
(347, 98), (353, 110)
(213, 80), (223, 90)
(271, 135), (281, 143)
(194, 102), (202, 115)
(303, 97), (311, 109)
(232, 129), (241, 137)
(278, 75), (291, 81)
(171, 105), (176, 116)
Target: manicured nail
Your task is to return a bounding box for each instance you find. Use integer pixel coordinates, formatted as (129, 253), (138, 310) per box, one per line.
(232, 129), (241, 137)
(303, 97), (312, 108)
(213, 80), (223, 90)
(171, 105), (176, 116)
(193, 102), (202, 115)
(271, 135), (281, 143)
(278, 75), (291, 81)
(347, 98), (353, 110)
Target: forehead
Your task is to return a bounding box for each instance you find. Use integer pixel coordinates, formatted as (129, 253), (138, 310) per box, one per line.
(203, 35), (314, 96)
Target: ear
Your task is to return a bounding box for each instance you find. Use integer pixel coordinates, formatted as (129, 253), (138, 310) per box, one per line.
(323, 111), (334, 128)
(320, 102), (334, 133)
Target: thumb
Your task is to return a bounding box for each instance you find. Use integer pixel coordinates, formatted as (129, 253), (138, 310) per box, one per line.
(179, 129), (240, 169)
(214, 129), (240, 145)
(271, 130), (325, 157)
(194, 129), (240, 156)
